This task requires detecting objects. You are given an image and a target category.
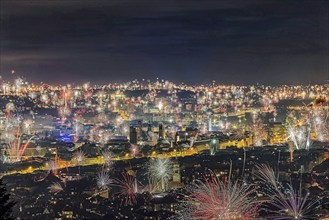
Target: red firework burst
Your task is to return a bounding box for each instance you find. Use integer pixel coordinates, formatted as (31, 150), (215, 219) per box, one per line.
(184, 174), (260, 220)
(113, 171), (140, 206)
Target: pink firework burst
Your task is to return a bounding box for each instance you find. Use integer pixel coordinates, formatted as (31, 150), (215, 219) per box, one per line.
(48, 182), (63, 194)
(130, 145), (140, 157)
(183, 174), (260, 220)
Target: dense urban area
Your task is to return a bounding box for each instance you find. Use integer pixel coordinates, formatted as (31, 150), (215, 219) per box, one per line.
(0, 78), (328, 219)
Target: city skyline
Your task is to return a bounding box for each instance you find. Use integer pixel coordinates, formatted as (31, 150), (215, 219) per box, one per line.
(0, 80), (328, 219)
(0, 1), (328, 219)
(1, 0), (328, 85)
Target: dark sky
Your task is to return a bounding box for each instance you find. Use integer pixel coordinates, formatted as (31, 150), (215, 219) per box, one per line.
(0, 0), (328, 85)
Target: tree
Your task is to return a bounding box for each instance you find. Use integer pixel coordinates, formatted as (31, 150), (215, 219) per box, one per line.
(0, 178), (16, 220)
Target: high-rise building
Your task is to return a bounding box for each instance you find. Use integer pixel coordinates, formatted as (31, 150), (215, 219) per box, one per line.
(137, 120), (142, 138)
(172, 161), (181, 183)
(159, 123), (166, 139)
(130, 119), (142, 142)
(129, 126), (137, 144)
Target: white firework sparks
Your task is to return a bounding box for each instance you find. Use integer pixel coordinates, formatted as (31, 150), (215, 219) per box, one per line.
(73, 150), (85, 165)
(96, 170), (113, 189)
(287, 124), (311, 150)
(148, 158), (173, 191)
(249, 112), (266, 147)
(102, 150), (114, 168)
(310, 107), (329, 142)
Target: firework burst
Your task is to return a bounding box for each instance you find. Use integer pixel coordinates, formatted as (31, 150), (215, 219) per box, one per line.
(130, 145), (140, 157)
(249, 112), (266, 147)
(96, 169), (113, 190)
(113, 171), (140, 206)
(73, 150), (85, 165)
(148, 158), (173, 192)
(270, 184), (321, 220)
(47, 160), (59, 176)
(310, 107), (329, 142)
(0, 115), (35, 163)
(254, 164), (321, 219)
(48, 182), (63, 194)
(58, 106), (71, 120)
(182, 174), (260, 220)
(102, 150), (114, 168)
(285, 111), (312, 150)
(287, 124), (311, 150)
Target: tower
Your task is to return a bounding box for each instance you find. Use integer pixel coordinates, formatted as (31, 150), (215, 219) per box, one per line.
(137, 120), (142, 139)
(129, 126), (137, 144)
(172, 161), (181, 183)
(159, 123), (166, 139)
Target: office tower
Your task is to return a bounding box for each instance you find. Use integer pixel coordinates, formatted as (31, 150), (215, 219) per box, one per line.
(129, 126), (137, 144)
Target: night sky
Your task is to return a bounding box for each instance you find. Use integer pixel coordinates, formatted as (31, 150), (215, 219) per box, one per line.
(0, 0), (328, 85)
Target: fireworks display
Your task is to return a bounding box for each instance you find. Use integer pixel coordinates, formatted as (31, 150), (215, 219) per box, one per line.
(310, 106), (329, 142)
(102, 150), (114, 168)
(48, 182), (64, 194)
(0, 1), (328, 218)
(181, 174), (260, 220)
(130, 145), (140, 157)
(0, 109), (35, 163)
(113, 171), (140, 206)
(249, 112), (267, 147)
(148, 158), (173, 192)
(47, 159), (59, 176)
(73, 150), (85, 165)
(287, 124), (311, 150)
(96, 169), (113, 190)
(0, 78), (328, 219)
(254, 164), (321, 219)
